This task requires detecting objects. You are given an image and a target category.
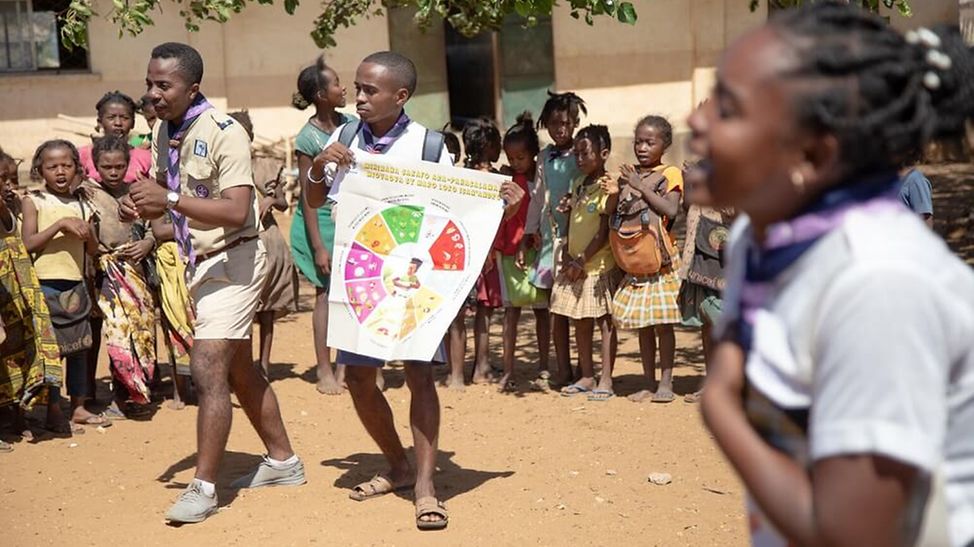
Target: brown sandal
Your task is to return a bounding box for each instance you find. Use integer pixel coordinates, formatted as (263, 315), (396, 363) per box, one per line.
(348, 474), (414, 501)
(415, 496), (448, 530)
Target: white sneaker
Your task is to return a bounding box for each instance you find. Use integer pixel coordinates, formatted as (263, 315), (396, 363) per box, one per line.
(230, 455), (307, 489)
(165, 480), (218, 524)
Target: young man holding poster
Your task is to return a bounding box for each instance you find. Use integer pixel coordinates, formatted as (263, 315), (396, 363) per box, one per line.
(306, 51), (522, 530)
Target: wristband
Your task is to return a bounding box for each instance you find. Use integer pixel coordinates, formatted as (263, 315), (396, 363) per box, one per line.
(307, 166), (327, 185)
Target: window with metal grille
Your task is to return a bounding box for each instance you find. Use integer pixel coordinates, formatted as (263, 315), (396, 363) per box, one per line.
(0, 0), (88, 72)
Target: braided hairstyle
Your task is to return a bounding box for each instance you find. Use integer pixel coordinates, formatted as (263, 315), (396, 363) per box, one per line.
(503, 111), (541, 155)
(95, 90), (137, 118)
(769, 2), (974, 177)
(538, 91), (587, 130)
(462, 117), (501, 169)
(91, 135), (130, 166)
(635, 115), (673, 150)
(30, 139), (81, 182)
(575, 124), (612, 153)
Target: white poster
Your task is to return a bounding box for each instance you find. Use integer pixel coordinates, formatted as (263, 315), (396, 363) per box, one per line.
(327, 153), (507, 362)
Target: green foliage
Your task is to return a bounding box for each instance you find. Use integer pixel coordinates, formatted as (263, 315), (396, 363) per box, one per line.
(60, 0), (638, 50)
(748, 0), (912, 16)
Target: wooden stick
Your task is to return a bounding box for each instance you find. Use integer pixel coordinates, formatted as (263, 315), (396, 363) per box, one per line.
(284, 137), (295, 215)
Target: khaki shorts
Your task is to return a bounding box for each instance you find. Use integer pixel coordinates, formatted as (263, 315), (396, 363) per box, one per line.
(190, 238), (267, 340)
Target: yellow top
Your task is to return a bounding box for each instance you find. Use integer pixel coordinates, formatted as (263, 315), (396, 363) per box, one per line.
(30, 191), (85, 281)
(152, 109), (258, 255)
(566, 174), (615, 275)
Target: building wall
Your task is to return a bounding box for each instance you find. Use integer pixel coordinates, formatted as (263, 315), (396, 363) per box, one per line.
(549, 0), (960, 167)
(387, 8), (451, 130)
(0, 0), (388, 161)
(0, 0), (962, 167)
(550, 0), (765, 167)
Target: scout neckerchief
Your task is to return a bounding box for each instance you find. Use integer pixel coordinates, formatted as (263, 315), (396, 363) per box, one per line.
(735, 173), (903, 352)
(165, 93), (213, 266)
(360, 111), (411, 153)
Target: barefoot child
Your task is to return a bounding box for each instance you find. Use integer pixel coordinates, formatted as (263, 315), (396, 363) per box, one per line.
(82, 136), (157, 416)
(21, 140), (103, 431)
(522, 91), (587, 388)
(289, 59), (357, 395)
(152, 216), (194, 408)
(606, 116), (684, 404)
(464, 117), (504, 385)
(440, 127), (471, 390)
(552, 125), (619, 401)
(497, 113), (551, 392)
(0, 150), (66, 443)
(228, 110), (299, 376)
(79, 91), (152, 184)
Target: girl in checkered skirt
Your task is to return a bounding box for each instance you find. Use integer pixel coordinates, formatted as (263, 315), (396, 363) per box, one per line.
(606, 116), (684, 403)
(550, 125), (620, 402)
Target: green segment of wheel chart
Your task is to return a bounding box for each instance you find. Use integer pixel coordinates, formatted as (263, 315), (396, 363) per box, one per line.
(382, 205), (424, 245)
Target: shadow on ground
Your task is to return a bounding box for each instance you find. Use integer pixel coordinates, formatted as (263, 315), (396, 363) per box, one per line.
(320, 449), (514, 503)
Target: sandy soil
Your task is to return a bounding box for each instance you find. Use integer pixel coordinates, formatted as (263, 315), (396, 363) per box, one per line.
(3, 162), (970, 546)
(0, 218), (745, 547)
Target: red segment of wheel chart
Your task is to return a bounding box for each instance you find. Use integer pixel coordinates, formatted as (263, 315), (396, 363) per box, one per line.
(428, 220), (465, 271)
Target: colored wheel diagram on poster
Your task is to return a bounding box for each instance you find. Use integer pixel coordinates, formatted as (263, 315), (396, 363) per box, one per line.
(343, 204), (468, 344)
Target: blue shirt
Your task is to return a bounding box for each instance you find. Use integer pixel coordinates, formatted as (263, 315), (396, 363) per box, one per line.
(899, 169), (933, 216)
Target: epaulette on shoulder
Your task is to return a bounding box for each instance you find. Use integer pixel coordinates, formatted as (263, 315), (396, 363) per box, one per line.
(215, 116), (235, 131)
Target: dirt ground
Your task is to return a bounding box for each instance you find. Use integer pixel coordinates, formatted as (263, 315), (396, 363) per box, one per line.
(2, 163), (971, 546)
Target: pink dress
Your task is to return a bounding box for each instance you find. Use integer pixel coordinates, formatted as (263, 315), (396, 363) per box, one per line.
(79, 144), (152, 183)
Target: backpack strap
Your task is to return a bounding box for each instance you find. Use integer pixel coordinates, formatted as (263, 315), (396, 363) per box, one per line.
(337, 121), (360, 148)
(421, 129), (445, 163)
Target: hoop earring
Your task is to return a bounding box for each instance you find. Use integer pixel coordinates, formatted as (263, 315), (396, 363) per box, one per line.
(790, 169), (805, 193)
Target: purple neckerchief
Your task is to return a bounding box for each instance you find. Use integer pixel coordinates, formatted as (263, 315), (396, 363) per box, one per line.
(735, 175), (903, 351)
(165, 94), (213, 266)
(360, 111), (411, 153)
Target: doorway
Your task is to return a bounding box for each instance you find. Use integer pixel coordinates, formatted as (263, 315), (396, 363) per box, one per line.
(443, 24), (497, 128)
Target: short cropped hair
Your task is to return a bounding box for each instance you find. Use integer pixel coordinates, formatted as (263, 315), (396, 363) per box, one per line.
(362, 51), (417, 97)
(151, 42), (205, 85)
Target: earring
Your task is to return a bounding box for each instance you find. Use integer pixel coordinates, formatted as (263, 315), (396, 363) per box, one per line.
(790, 169), (805, 193)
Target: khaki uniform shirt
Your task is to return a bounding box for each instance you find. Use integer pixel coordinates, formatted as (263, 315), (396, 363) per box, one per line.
(152, 109), (258, 255)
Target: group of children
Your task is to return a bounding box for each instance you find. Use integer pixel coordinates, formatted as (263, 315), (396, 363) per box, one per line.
(0, 77), (732, 448)
(0, 89), (301, 445)
(421, 91), (731, 403)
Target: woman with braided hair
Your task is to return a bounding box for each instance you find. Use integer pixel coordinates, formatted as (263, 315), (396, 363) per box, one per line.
(463, 117), (504, 385)
(289, 58), (357, 395)
(693, 3), (974, 546)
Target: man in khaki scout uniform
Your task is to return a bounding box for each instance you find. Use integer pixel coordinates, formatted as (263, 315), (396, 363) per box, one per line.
(124, 42), (305, 524)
